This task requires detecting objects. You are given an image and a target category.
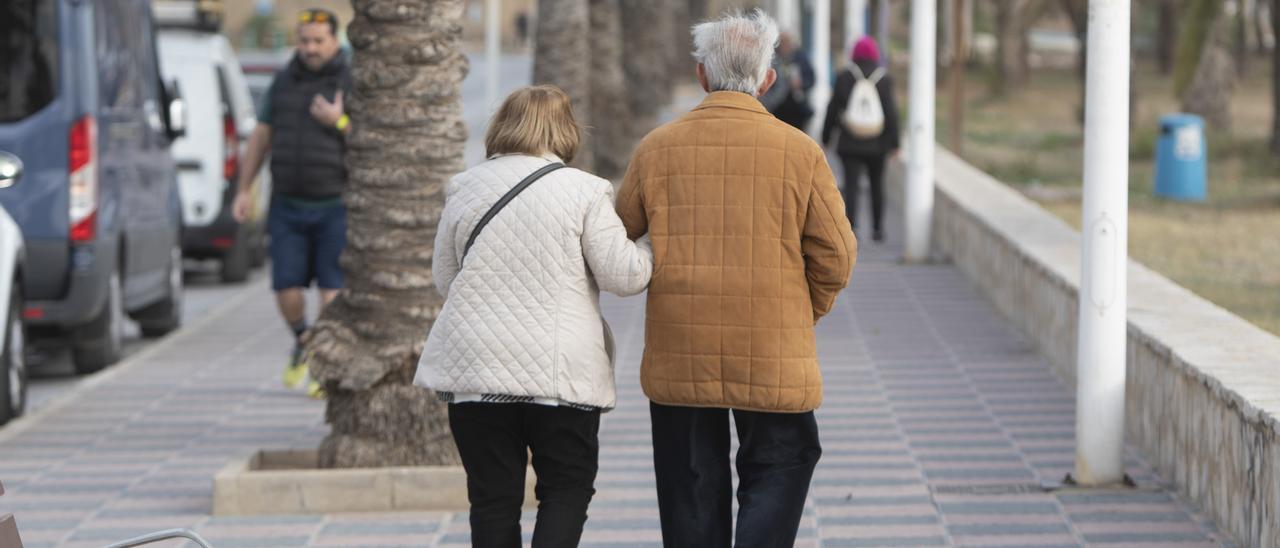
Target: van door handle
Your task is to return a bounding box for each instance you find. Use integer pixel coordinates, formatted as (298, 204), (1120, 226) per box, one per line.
(0, 152), (23, 189)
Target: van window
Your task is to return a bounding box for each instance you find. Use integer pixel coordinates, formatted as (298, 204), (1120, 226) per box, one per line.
(0, 0), (60, 122)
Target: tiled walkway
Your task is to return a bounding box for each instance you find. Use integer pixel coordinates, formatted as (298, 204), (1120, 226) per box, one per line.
(0, 214), (1232, 547)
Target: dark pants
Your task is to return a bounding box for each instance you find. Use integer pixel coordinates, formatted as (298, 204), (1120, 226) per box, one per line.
(448, 402), (600, 548)
(650, 402), (822, 548)
(839, 154), (887, 233)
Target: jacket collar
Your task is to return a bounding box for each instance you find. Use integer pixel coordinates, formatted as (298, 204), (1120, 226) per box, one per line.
(692, 91), (769, 115)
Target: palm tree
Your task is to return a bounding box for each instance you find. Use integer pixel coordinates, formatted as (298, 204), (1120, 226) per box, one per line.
(534, 0), (594, 171)
(589, 0), (635, 179)
(307, 0), (467, 468)
(622, 0), (675, 134)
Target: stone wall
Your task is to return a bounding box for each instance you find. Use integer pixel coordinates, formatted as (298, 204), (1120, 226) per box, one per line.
(887, 148), (1280, 547)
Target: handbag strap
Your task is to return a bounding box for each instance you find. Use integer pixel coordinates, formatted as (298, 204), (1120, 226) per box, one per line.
(460, 162), (566, 266)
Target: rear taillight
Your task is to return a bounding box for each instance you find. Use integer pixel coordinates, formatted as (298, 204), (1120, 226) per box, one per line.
(223, 114), (239, 181)
(69, 116), (97, 243)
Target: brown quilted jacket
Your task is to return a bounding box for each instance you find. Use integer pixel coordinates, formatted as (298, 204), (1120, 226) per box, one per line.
(616, 91), (857, 413)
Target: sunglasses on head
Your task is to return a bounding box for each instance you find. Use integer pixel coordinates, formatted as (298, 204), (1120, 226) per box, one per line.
(298, 9), (335, 24)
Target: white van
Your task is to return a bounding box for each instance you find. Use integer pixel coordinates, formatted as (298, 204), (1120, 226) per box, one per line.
(158, 30), (270, 282)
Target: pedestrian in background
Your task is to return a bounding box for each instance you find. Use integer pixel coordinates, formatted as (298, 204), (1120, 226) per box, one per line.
(822, 36), (900, 243)
(761, 32), (815, 131)
(415, 86), (653, 547)
(617, 10), (856, 547)
(233, 8), (352, 397)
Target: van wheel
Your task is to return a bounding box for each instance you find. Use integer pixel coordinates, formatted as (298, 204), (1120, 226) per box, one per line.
(137, 244), (184, 337)
(0, 282), (27, 425)
(221, 233), (251, 283)
(72, 270), (124, 374)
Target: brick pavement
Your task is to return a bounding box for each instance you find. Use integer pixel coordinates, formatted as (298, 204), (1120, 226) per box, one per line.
(0, 212), (1234, 546)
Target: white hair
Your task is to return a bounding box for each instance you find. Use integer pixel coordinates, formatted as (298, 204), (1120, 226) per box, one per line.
(691, 9), (780, 94)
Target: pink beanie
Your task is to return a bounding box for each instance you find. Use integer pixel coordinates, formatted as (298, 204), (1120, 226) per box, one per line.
(852, 36), (881, 63)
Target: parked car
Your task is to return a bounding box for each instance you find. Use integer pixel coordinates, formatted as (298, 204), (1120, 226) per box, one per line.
(0, 0), (186, 374)
(158, 29), (269, 282)
(0, 199), (26, 426)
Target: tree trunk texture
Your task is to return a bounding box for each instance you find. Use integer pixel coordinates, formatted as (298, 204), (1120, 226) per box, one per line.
(670, 0), (696, 85)
(992, 0), (1033, 96)
(309, 0), (468, 468)
(588, 0), (635, 179)
(1183, 11), (1236, 130)
(1271, 0), (1280, 152)
(622, 0), (675, 136)
(534, 0), (594, 171)
(1237, 0), (1251, 75)
(1175, 0), (1226, 97)
(1157, 0), (1179, 75)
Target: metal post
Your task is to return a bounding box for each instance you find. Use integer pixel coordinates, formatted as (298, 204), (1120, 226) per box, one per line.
(486, 0), (501, 112)
(845, 0), (866, 46)
(1074, 0), (1130, 487)
(809, 0), (831, 138)
(905, 0), (935, 263)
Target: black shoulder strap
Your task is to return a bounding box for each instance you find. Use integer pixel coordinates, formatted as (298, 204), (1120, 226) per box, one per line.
(460, 162), (567, 266)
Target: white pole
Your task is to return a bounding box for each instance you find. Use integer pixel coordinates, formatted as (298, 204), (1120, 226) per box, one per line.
(777, 0), (797, 33)
(845, 0), (866, 47)
(1075, 0), (1130, 487)
(904, 0), (935, 262)
(809, 0), (831, 138)
(486, 0), (501, 113)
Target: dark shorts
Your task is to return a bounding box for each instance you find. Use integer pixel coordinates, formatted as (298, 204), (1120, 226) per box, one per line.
(268, 197), (346, 291)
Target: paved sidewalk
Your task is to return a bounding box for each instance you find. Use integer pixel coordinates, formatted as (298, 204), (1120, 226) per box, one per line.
(0, 208), (1233, 547)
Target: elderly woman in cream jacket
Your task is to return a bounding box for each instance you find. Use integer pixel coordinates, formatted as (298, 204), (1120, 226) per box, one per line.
(414, 85), (652, 548)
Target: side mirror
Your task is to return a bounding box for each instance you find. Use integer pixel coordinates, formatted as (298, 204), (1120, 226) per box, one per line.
(0, 152), (22, 189)
(163, 79), (187, 140)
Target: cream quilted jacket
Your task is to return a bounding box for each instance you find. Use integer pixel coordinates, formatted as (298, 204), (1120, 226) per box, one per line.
(415, 154), (653, 410)
(617, 91), (857, 413)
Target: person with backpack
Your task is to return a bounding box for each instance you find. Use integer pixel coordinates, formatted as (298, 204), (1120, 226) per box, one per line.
(822, 36), (900, 243)
(415, 85), (653, 547)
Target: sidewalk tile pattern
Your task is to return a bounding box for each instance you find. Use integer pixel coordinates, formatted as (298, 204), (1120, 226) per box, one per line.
(0, 208), (1233, 547)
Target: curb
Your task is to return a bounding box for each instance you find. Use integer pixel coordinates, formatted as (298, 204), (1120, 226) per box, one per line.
(0, 276), (267, 446)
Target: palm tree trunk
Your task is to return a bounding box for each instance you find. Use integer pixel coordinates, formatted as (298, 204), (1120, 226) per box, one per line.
(308, 0), (467, 468)
(534, 0), (594, 171)
(589, 0), (634, 179)
(622, 0), (675, 134)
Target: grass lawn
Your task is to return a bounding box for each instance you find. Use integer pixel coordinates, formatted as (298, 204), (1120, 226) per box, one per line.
(935, 63), (1280, 336)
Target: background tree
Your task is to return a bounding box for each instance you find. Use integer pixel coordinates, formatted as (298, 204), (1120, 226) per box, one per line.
(1057, 0), (1088, 122)
(1272, 0), (1280, 152)
(588, 0), (634, 179)
(1175, 0), (1226, 97)
(534, 0), (594, 170)
(308, 0), (468, 468)
(670, 0), (696, 85)
(991, 0), (1040, 96)
(1183, 8), (1236, 129)
(1157, 0), (1180, 75)
(622, 0), (676, 135)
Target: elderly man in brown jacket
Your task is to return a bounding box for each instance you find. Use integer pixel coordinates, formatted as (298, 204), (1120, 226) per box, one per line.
(616, 9), (857, 548)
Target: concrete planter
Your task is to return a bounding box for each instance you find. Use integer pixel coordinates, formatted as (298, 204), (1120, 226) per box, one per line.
(213, 449), (534, 515)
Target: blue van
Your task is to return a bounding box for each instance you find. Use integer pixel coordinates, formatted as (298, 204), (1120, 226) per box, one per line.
(0, 0), (185, 373)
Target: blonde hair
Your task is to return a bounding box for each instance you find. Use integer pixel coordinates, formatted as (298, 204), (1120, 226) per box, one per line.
(485, 85), (580, 163)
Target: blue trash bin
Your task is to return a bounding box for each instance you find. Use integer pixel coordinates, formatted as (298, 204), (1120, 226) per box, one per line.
(1153, 113), (1207, 202)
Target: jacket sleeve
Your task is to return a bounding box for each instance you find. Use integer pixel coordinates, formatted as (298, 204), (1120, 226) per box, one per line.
(432, 186), (462, 299)
(801, 153), (858, 322)
(615, 148), (649, 240)
(880, 74), (901, 151)
(583, 185), (653, 297)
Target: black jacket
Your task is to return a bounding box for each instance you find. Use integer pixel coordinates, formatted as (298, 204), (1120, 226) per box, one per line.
(822, 60), (900, 158)
(268, 54), (353, 200)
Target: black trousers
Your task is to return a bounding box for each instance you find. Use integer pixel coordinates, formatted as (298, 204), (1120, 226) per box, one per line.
(650, 402), (822, 548)
(449, 402), (601, 548)
(840, 153), (888, 233)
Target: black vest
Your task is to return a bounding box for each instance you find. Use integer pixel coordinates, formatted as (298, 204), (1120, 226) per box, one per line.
(268, 54), (352, 200)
